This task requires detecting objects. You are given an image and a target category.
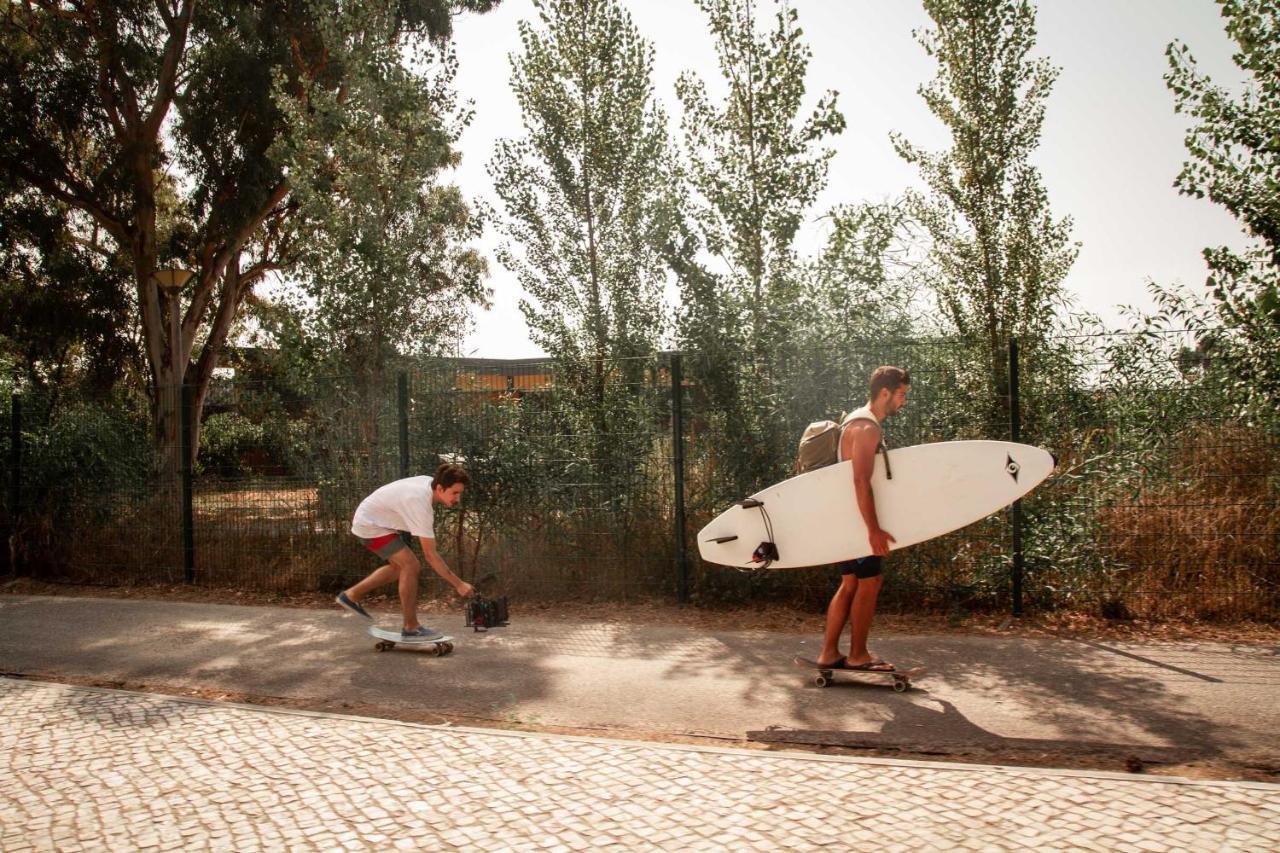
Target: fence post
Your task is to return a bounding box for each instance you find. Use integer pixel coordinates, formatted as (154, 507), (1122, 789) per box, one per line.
(397, 371), (410, 479)
(1008, 338), (1024, 617)
(180, 384), (195, 584)
(671, 354), (689, 604)
(5, 394), (21, 576)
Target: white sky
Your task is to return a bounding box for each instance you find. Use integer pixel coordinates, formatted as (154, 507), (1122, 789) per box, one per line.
(448, 0), (1250, 359)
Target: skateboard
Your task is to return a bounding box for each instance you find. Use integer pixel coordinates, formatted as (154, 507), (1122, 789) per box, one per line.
(368, 625), (455, 656)
(793, 657), (923, 692)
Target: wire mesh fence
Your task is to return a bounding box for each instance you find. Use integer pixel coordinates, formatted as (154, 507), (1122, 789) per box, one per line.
(1017, 330), (1280, 620)
(1, 330), (1276, 620)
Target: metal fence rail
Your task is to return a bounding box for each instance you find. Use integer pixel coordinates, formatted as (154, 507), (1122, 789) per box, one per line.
(1, 332), (1276, 620)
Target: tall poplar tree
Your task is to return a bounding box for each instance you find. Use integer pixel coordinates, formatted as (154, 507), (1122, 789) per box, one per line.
(1163, 0), (1280, 414)
(893, 0), (1076, 424)
(489, 0), (672, 408)
(675, 0), (843, 360)
(798, 202), (917, 345)
(673, 0), (843, 493)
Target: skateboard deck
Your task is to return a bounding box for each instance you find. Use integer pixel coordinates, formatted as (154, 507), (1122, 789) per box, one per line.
(793, 657), (923, 692)
(367, 625), (455, 656)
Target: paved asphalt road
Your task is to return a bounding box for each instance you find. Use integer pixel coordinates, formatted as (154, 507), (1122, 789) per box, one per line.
(1, 594), (1278, 775)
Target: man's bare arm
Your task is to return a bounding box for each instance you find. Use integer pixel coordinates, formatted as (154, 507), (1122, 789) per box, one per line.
(418, 537), (475, 598)
(841, 421), (895, 556)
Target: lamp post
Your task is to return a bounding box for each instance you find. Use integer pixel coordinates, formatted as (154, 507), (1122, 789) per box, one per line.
(153, 266), (194, 382)
(152, 266), (195, 583)
(152, 267), (193, 450)
(151, 266), (193, 465)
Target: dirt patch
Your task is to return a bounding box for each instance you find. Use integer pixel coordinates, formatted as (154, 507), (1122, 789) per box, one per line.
(5, 577), (1279, 645)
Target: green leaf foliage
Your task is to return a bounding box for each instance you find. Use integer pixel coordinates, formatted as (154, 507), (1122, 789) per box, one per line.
(271, 2), (491, 384)
(489, 0), (672, 382)
(892, 0), (1078, 428)
(0, 0), (497, 461)
(1163, 0), (1280, 416)
(0, 182), (138, 393)
(672, 0), (845, 498)
(675, 0), (844, 354)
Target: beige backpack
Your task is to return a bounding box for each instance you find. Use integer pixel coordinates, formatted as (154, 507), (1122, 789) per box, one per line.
(795, 412), (892, 477)
(795, 413), (851, 474)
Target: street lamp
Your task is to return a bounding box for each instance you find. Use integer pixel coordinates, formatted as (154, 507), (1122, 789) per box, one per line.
(152, 266), (194, 293)
(152, 266), (194, 381)
(152, 266), (194, 474)
(152, 266), (196, 583)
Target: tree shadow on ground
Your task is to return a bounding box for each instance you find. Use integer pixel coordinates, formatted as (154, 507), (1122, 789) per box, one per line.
(742, 634), (1280, 768)
(0, 595), (558, 730)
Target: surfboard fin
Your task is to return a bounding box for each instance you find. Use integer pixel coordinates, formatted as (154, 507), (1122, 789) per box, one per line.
(738, 498), (764, 508)
(708, 535), (738, 544)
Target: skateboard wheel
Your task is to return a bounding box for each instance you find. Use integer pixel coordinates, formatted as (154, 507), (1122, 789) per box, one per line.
(375, 641), (394, 652)
(442, 643), (454, 655)
(892, 679), (908, 693)
(431, 644), (445, 657)
(814, 673), (831, 688)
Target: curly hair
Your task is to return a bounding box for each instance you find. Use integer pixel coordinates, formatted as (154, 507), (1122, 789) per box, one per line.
(433, 462), (471, 490)
(868, 366), (910, 399)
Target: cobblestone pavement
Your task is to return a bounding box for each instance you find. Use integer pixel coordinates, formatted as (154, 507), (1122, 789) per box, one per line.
(2, 679), (1277, 852)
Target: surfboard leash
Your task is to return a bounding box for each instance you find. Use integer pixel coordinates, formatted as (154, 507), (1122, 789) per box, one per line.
(739, 498), (779, 570)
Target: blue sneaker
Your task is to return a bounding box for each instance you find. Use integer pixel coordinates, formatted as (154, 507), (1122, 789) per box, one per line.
(400, 625), (444, 641)
(335, 592), (372, 620)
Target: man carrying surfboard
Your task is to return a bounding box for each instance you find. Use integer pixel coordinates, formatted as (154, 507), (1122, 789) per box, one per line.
(817, 366), (910, 673)
(335, 462), (475, 639)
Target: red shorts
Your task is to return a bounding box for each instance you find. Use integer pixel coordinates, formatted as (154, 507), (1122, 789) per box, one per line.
(359, 531), (411, 559)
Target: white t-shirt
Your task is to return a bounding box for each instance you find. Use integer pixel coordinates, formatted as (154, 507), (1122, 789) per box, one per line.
(351, 476), (437, 539)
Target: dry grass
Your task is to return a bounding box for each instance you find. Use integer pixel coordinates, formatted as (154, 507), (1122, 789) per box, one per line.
(1097, 425), (1279, 620)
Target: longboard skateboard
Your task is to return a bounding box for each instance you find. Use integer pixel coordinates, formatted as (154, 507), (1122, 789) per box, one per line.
(368, 625), (455, 656)
(793, 657), (923, 692)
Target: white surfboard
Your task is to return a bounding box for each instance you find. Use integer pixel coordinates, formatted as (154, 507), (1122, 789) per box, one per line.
(697, 440), (1056, 570)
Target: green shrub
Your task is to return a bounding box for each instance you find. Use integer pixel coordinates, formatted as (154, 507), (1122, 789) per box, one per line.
(21, 396), (153, 524)
(198, 412), (264, 477)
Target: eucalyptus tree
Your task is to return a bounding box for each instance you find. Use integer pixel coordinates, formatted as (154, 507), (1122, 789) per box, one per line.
(0, 177), (137, 395)
(273, 8), (490, 388)
(893, 0), (1077, 426)
(0, 0), (497, 462)
(488, 0), (672, 412)
(1163, 0), (1280, 415)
